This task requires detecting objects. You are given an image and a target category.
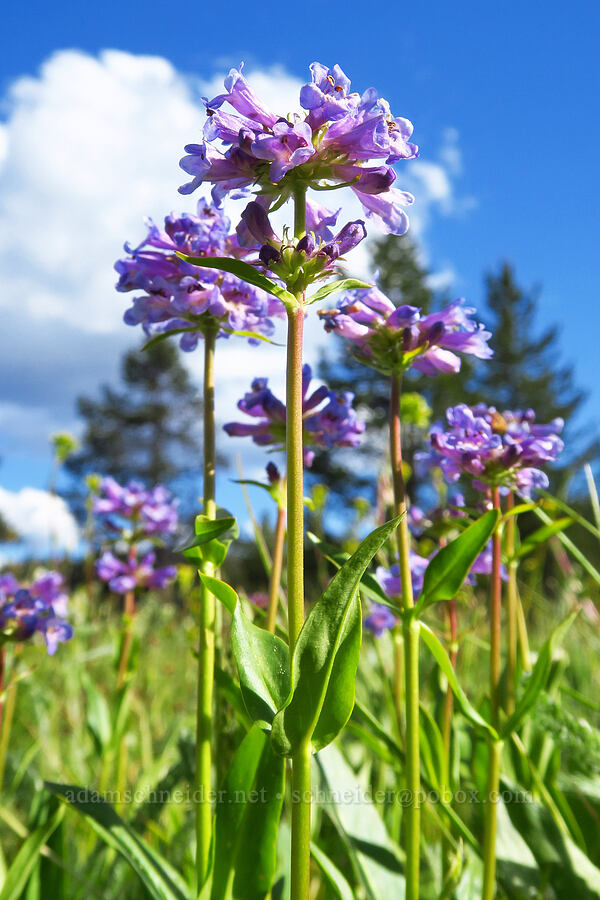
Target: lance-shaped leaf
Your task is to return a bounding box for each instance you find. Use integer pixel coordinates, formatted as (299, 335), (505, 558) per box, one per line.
(211, 726), (285, 900)
(221, 328), (282, 345)
(177, 515), (236, 552)
(44, 783), (189, 900)
(502, 611), (578, 737)
(0, 803), (64, 900)
(175, 253), (296, 307)
(199, 574), (289, 726)
(306, 278), (372, 306)
(512, 516), (573, 560)
(415, 509), (499, 615)
(310, 843), (355, 900)
(306, 531), (396, 609)
(271, 517), (401, 757)
(419, 622), (499, 741)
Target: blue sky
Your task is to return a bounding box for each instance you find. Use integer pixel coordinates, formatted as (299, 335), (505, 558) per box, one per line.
(0, 0), (598, 541)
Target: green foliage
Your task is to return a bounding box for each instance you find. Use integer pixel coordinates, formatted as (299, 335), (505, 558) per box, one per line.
(199, 574), (289, 727)
(271, 517), (400, 756)
(175, 253), (296, 307)
(210, 726), (285, 900)
(415, 510), (499, 614)
(45, 783), (190, 900)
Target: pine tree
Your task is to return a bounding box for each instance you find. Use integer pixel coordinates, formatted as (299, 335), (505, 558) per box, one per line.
(65, 341), (203, 496)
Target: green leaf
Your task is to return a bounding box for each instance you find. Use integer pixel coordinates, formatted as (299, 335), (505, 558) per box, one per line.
(502, 611), (578, 737)
(419, 622), (499, 740)
(306, 531), (396, 609)
(310, 843), (355, 900)
(199, 575), (289, 726)
(221, 328), (282, 345)
(0, 803), (63, 900)
(415, 510), (499, 614)
(211, 725), (285, 900)
(44, 783), (189, 900)
(502, 776), (600, 898)
(305, 279), (372, 306)
(177, 515), (236, 552)
(513, 516), (573, 559)
(141, 325), (203, 351)
(175, 253), (296, 307)
(271, 517), (401, 756)
(316, 744), (405, 900)
(534, 507), (600, 586)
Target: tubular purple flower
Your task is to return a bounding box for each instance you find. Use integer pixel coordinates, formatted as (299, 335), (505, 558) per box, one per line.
(179, 61), (418, 237)
(320, 290), (492, 376)
(424, 403), (564, 498)
(0, 573), (73, 654)
(96, 549), (176, 594)
(116, 198), (285, 348)
(93, 477), (179, 538)
(223, 365), (364, 466)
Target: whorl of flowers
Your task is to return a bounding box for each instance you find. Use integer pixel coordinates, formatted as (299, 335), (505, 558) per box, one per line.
(418, 403), (564, 498)
(115, 199), (284, 350)
(179, 62), (418, 235)
(236, 198), (367, 294)
(93, 477), (179, 538)
(96, 550), (176, 595)
(320, 290), (493, 376)
(223, 364), (365, 467)
(0, 572), (73, 655)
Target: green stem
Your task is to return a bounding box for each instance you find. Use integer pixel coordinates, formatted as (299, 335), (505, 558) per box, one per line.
(289, 186), (310, 900)
(505, 492), (517, 715)
(389, 371), (420, 900)
(266, 505), (286, 634)
(482, 486), (503, 900)
(195, 324), (218, 892)
(0, 647), (17, 792)
(441, 597), (457, 881)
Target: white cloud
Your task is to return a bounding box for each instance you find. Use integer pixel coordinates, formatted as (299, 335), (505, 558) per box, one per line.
(0, 486), (80, 554)
(0, 49), (472, 485)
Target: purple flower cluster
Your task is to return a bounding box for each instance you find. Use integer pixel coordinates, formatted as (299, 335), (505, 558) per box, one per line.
(419, 404), (564, 498)
(320, 291), (493, 376)
(0, 572), (73, 655)
(365, 551), (429, 635)
(116, 199), (284, 349)
(96, 550), (176, 595)
(224, 365), (365, 466)
(237, 199), (367, 291)
(93, 477), (179, 538)
(179, 62), (417, 235)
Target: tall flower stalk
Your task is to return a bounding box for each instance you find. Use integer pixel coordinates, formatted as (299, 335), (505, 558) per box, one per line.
(482, 486), (503, 900)
(287, 188), (311, 900)
(389, 371), (420, 899)
(195, 321), (218, 887)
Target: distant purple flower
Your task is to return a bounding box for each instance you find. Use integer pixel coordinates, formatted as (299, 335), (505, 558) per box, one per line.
(0, 573), (73, 654)
(116, 198), (284, 349)
(179, 62), (417, 235)
(364, 603), (396, 637)
(469, 543), (508, 581)
(93, 477), (179, 538)
(320, 292), (492, 376)
(422, 403), (564, 498)
(96, 550), (176, 594)
(223, 364), (364, 466)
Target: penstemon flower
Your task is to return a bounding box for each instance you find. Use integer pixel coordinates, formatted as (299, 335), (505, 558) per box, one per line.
(365, 552), (428, 636)
(93, 477), (179, 538)
(179, 62), (417, 235)
(320, 291), (493, 375)
(419, 403), (564, 497)
(96, 549), (176, 594)
(116, 199), (285, 349)
(0, 572), (73, 655)
(223, 364), (365, 466)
